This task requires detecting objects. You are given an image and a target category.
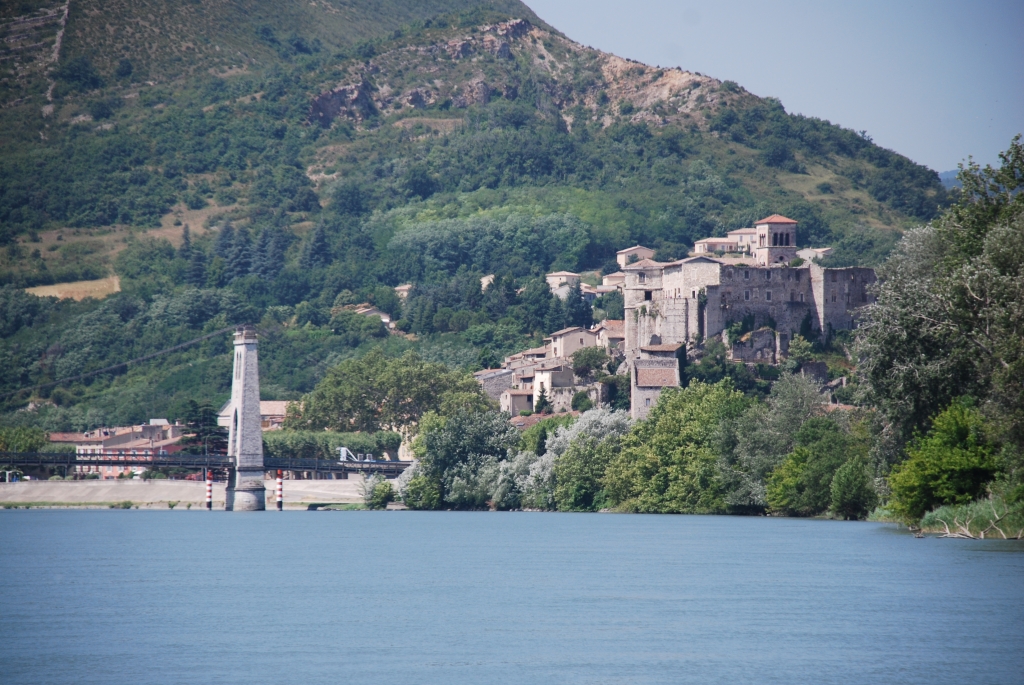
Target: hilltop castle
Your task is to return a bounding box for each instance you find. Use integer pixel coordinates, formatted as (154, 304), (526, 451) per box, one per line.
(624, 215), (876, 418)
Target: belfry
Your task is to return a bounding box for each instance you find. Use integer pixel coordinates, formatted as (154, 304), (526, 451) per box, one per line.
(225, 325), (266, 511)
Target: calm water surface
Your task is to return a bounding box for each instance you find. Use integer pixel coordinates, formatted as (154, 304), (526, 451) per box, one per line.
(1, 511), (1022, 685)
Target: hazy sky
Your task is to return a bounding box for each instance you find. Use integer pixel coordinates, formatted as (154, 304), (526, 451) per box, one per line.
(524, 0), (1023, 172)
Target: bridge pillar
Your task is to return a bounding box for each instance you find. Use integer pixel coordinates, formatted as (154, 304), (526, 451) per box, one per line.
(225, 325), (265, 511)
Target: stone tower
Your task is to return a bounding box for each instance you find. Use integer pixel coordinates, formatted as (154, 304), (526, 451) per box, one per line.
(225, 325), (265, 511)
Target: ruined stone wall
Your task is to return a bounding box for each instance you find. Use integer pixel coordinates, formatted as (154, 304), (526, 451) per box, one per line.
(810, 265), (877, 334)
(727, 327), (778, 364)
(624, 261), (875, 372)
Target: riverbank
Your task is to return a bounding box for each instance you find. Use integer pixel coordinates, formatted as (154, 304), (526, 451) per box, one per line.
(0, 478), (368, 509)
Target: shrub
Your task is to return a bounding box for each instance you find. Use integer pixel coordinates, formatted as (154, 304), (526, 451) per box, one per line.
(571, 346), (609, 380)
(368, 481), (394, 510)
(920, 496), (1024, 538)
(888, 400), (1000, 524)
(829, 457), (878, 520)
(553, 436), (617, 511)
(571, 391), (593, 412)
(402, 475), (441, 510)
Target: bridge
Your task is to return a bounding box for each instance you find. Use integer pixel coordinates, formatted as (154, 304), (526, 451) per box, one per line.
(0, 451), (412, 479)
(5, 325), (413, 510)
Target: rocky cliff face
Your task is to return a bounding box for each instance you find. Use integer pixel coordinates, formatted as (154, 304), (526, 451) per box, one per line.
(307, 18), (739, 132)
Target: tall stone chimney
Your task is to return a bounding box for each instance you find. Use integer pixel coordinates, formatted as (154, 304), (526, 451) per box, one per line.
(225, 325), (265, 511)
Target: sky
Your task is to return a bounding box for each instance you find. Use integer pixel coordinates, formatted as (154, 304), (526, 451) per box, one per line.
(524, 0), (1024, 172)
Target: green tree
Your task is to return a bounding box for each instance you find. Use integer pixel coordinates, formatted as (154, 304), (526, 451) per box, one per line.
(571, 391), (593, 411)
(594, 290), (624, 320)
(402, 474), (441, 510)
(367, 479), (395, 510)
(226, 226), (252, 281)
(534, 387), (552, 414)
(766, 417), (867, 517)
(0, 427), (48, 452)
(830, 457), (878, 520)
(787, 334), (814, 363)
(553, 436), (617, 511)
(604, 380), (749, 513)
(858, 137), (1024, 449)
(563, 281), (593, 329)
(414, 409), (519, 508)
(186, 247), (206, 287)
(178, 225), (192, 261)
(888, 400), (1001, 523)
(288, 349), (488, 433)
(571, 346), (610, 381)
(179, 400), (228, 454)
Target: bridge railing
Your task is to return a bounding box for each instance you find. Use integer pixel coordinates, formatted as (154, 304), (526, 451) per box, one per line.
(263, 456), (412, 474)
(0, 451), (233, 470)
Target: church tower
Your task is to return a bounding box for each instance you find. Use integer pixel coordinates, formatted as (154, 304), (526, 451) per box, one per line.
(754, 215), (799, 266)
(225, 325), (266, 511)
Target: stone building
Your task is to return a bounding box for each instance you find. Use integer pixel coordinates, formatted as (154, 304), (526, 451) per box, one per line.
(616, 245), (655, 268)
(631, 343), (683, 419)
(621, 217), (876, 418)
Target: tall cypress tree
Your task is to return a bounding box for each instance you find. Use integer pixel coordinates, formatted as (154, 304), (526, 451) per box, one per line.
(227, 226), (252, 281)
(186, 249), (206, 287)
(564, 281), (593, 329)
(300, 224), (330, 270)
(178, 225), (192, 261)
(251, 228), (271, 278)
(545, 296), (566, 333)
(265, 230), (287, 279)
(214, 223), (235, 259)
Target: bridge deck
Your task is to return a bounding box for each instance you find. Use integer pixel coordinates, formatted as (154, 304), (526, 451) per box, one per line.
(0, 452), (413, 476)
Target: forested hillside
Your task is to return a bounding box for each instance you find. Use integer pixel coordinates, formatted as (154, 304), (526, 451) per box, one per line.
(0, 0), (950, 430)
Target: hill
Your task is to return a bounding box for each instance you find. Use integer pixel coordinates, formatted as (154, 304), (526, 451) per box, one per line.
(0, 0), (950, 429)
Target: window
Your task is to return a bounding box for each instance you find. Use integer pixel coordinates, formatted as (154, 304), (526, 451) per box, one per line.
(645, 398), (651, 407)
(744, 290), (751, 301)
(795, 271), (801, 282)
(765, 271), (771, 281)
(579, 338), (584, 345)
(799, 293), (805, 303)
(765, 291), (772, 301)
(744, 270), (750, 280)
(638, 273), (647, 283)
(831, 291), (837, 303)
(691, 290), (696, 299)
(644, 290), (652, 301)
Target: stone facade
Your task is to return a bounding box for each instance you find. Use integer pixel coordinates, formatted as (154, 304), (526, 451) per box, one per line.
(726, 327), (781, 364)
(631, 344), (682, 419)
(225, 325), (266, 511)
(622, 255), (875, 418)
(473, 368), (514, 402)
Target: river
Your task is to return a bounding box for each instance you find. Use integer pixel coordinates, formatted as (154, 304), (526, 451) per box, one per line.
(1, 511), (1022, 684)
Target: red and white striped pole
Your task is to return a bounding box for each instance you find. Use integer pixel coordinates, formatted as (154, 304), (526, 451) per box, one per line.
(206, 471), (213, 510)
(276, 470), (283, 511)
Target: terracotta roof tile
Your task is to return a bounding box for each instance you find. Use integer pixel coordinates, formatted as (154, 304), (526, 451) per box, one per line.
(756, 214), (798, 224)
(636, 368), (679, 387)
(641, 343), (683, 352)
(615, 245), (654, 255)
(622, 258), (667, 270)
